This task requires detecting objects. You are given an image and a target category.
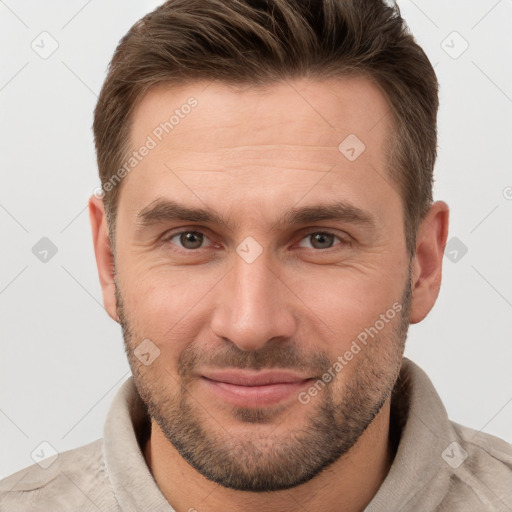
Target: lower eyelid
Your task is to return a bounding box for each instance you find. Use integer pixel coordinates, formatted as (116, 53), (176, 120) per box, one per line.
(165, 231), (212, 249)
(163, 230), (349, 251)
(298, 232), (348, 248)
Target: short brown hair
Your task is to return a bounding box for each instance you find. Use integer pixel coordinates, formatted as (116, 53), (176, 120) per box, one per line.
(93, 0), (438, 256)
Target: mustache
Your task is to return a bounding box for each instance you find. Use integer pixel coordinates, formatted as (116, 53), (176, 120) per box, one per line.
(177, 341), (331, 378)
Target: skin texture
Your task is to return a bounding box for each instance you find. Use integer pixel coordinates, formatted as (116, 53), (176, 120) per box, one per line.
(89, 77), (449, 512)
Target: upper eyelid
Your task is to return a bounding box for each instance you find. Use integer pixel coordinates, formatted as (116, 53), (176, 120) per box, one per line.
(163, 229), (213, 247)
(163, 227), (350, 248)
(299, 231), (349, 241)
(296, 230), (351, 248)
(163, 228), (213, 242)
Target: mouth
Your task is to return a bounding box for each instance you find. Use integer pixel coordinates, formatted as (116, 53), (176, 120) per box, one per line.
(200, 369), (315, 407)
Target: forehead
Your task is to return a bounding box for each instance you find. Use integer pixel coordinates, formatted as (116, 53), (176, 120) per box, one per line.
(120, 76), (399, 228)
(130, 76), (391, 151)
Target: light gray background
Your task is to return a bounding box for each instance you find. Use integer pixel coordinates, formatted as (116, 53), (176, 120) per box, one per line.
(1, 0), (511, 478)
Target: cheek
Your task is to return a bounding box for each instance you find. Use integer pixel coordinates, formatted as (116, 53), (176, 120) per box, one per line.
(118, 262), (225, 350)
(283, 262), (405, 346)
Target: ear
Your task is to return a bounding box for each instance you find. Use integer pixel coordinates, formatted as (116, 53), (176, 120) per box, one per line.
(409, 201), (450, 324)
(88, 195), (119, 322)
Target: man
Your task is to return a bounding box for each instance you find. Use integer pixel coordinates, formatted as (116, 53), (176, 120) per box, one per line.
(1, 0), (511, 510)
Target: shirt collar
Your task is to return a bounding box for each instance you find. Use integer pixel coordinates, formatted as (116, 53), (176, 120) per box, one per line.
(366, 357), (452, 510)
(103, 377), (175, 511)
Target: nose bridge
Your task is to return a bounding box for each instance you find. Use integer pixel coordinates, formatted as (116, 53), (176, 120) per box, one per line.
(211, 248), (296, 351)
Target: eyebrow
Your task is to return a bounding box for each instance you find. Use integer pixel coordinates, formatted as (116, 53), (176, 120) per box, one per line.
(136, 198), (376, 232)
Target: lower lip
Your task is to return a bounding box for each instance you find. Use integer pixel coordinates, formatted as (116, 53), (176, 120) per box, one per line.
(201, 377), (313, 407)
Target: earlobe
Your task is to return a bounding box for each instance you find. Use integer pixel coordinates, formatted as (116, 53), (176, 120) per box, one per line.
(409, 201), (450, 324)
(88, 196), (119, 322)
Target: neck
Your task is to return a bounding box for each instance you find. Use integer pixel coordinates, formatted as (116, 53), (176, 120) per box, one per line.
(144, 399), (394, 512)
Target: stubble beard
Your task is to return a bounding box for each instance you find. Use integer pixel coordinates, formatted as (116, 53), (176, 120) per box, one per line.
(116, 275), (412, 492)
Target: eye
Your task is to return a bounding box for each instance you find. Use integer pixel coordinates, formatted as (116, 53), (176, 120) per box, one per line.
(298, 231), (347, 250)
(166, 230), (211, 250)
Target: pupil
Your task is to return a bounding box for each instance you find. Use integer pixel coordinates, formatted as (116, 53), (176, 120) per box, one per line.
(312, 233), (333, 249)
(181, 232), (203, 249)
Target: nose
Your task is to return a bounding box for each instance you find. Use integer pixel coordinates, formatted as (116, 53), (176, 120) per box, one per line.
(210, 249), (297, 351)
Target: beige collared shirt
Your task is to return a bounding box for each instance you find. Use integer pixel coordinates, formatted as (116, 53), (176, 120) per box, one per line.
(1, 358), (511, 511)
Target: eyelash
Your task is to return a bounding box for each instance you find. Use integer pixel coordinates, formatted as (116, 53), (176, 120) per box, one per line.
(161, 229), (351, 253)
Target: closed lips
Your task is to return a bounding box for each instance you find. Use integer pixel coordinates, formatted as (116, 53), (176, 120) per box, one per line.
(200, 370), (313, 386)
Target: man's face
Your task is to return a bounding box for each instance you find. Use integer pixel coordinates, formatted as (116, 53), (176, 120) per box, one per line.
(113, 77), (412, 491)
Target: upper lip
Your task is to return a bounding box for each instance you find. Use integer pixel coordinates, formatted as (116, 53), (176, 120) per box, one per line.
(201, 369), (312, 386)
